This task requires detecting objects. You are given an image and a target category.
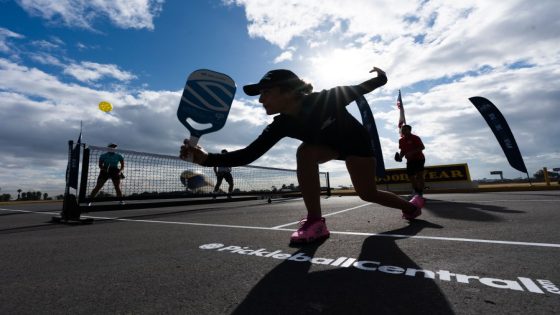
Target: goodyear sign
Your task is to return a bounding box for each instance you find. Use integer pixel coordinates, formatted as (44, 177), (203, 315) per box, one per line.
(377, 163), (471, 185)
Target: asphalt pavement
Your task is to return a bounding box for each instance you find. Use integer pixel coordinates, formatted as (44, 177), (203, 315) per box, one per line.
(1, 191), (559, 314)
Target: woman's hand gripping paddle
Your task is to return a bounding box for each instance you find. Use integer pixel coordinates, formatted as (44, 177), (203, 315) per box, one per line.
(177, 69), (236, 161)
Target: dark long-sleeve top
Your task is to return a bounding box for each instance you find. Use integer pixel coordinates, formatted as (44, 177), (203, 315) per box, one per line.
(203, 74), (387, 167)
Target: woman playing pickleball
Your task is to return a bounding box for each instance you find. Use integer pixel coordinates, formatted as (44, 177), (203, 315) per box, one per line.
(180, 66), (425, 244)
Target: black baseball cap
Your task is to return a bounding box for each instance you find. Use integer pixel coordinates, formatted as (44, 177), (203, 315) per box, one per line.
(107, 143), (118, 148)
(243, 69), (301, 96)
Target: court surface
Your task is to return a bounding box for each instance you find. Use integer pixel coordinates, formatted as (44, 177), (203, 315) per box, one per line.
(1, 190), (559, 314)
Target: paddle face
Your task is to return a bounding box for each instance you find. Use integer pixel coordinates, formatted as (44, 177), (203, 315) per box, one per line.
(177, 69), (236, 141)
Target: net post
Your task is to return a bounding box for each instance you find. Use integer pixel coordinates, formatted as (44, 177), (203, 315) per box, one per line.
(60, 140), (73, 218)
(78, 145), (90, 203)
(52, 141), (92, 224)
(326, 172), (331, 197)
(59, 141), (81, 220)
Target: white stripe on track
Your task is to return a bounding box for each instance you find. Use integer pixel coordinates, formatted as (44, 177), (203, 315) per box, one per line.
(2, 207), (560, 248)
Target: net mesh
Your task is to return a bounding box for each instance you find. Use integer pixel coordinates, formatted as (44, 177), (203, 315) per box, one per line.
(80, 145), (329, 201)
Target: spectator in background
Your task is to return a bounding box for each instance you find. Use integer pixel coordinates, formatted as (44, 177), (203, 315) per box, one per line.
(398, 125), (426, 197)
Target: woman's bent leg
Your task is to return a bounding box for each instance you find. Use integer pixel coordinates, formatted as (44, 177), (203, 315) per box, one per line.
(346, 155), (416, 212)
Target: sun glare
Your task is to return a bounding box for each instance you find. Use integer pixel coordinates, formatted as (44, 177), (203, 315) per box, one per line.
(308, 48), (371, 89)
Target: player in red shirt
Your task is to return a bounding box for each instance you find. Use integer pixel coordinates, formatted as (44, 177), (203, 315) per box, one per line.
(398, 125), (426, 197)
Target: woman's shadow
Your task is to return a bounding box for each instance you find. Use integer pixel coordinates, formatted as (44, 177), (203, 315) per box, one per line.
(232, 220), (454, 314)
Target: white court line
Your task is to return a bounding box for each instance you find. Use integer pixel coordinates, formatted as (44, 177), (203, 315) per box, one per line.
(272, 203), (371, 229)
(270, 198), (559, 229)
(2, 207), (560, 248)
(0, 208), (59, 215)
(427, 199), (559, 203)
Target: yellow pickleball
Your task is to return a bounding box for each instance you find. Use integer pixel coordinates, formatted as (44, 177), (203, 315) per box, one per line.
(98, 101), (113, 113)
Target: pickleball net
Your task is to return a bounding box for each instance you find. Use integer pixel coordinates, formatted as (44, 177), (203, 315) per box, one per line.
(76, 144), (330, 203)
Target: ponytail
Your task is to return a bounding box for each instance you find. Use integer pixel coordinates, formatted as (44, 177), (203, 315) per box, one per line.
(279, 80), (313, 98)
(298, 82), (313, 95)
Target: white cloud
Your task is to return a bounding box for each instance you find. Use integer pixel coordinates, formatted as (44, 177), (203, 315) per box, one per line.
(28, 52), (65, 67)
(75, 42), (100, 51)
(227, 99), (270, 126)
(0, 28), (24, 38)
(16, 0), (164, 30)
(225, 0), (419, 49)
(30, 39), (60, 50)
(2, 1), (560, 197)
(274, 50), (293, 63)
(227, 0), (560, 90)
(374, 64), (560, 180)
(0, 58), (181, 195)
(225, 0), (560, 183)
(0, 27), (25, 53)
(63, 61), (137, 83)
(0, 58), (275, 196)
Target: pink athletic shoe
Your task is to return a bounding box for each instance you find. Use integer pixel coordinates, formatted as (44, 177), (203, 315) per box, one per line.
(290, 217), (330, 244)
(403, 195), (425, 220)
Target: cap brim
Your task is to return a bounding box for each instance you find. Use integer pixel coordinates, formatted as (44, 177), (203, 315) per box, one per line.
(243, 83), (262, 96)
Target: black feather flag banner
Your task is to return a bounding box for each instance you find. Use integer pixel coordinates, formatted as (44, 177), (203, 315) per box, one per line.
(469, 96), (528, 173)
(68, 123), (82, 189)
(356, 95), (385, 177)
(397, 90), (406, 132)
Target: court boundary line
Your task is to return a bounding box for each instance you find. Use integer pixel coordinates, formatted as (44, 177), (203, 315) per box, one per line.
(271, 203), (372, 228)
(2, 207), (560, 249)
(270, 198), (560, 229)
(427, 199), (559, 203)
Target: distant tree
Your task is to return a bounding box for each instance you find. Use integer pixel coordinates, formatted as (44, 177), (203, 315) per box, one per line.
(17, 189), (22, 200)
(0, 194), (11, 201)
(20, 191), (43, 201)
(43, 193), (49, 200)
(56, 194), (64, 200)
(533, 169), (558, 181)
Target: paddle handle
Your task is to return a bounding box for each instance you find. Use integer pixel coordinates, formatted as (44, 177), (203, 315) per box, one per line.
(186, 136), (199, 162)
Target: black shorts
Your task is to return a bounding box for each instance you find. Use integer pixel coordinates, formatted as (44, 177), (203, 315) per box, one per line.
(216, 172), (233, 185)
(333, 123), (375, 160)
(98, 167), (121, 182)
(406, 159), (425, 176)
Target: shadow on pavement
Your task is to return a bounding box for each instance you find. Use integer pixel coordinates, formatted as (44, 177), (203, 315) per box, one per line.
(426, 199), (524, 222)
(232, 220), (454, 314)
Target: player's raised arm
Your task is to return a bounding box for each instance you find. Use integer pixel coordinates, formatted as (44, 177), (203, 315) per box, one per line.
(355, 66), (388, 94)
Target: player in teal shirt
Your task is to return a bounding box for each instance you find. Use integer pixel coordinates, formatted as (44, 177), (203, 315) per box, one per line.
(89, 143), (125, 205)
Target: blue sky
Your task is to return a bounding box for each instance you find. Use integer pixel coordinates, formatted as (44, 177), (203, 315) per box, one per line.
(1, 0), (559, 197)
